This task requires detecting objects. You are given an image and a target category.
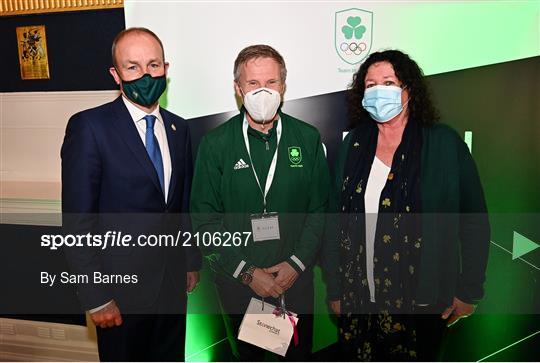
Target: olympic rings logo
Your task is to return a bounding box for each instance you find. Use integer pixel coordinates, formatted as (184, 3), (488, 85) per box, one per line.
(339, 42), (367, 55)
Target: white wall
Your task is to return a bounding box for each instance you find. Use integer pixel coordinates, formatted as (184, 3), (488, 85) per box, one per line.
(125, 0), (539, 119)
(0, 91), (119, 222)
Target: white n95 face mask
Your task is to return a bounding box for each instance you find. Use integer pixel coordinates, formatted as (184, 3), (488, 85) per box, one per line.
(243, 87), (281, 122)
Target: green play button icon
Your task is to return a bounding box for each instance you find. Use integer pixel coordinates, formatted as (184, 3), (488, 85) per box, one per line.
(512, 231), (539, 260)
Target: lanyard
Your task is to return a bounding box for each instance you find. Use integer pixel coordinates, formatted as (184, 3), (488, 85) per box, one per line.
(242, 116), (282, 213)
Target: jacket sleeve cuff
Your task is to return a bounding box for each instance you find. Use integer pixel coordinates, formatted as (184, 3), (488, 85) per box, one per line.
(288, 255), (306, 274)
(323, 273), (341, 301)
(456, 280), (482, 305)
(455, 294), (480, 305)
(185, 247), (203, 271)
(232, 260), (248, 279)
(327, 290), (341, 302)
(87, 300), (113, 314)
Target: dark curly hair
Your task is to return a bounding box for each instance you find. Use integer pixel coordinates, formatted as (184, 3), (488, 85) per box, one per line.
(347, 49), (439, 129)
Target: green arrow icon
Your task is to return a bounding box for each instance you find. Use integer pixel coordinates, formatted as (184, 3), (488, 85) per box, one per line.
(512, 231), (539, 260)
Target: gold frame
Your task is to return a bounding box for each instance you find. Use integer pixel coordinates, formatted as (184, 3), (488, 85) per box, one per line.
(1, 0), (123, 16)
(16, 25), (50, 79)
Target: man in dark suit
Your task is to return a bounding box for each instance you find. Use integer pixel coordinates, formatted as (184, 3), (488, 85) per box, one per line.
(61, 27), (201, 361)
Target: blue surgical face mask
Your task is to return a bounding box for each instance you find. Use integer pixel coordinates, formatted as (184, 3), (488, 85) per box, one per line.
(361, 85), (407, 123)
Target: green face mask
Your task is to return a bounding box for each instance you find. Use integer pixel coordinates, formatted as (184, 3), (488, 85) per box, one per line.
(121, 73), (167, 107)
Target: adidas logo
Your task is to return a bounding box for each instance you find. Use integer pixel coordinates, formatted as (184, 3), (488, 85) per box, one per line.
(233, 159), (250, 170)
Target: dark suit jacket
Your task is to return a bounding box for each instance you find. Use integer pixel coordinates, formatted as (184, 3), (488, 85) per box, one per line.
(61, 96), (201, 313)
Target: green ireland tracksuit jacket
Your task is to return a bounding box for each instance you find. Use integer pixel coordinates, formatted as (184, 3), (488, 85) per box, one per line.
(191, 110), (330, 282)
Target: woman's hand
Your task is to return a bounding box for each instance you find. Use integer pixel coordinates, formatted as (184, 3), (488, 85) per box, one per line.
(442, 297), (476, 327)
(329, 300), (341, 315)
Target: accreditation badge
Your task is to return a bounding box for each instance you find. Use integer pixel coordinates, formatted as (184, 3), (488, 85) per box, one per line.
(250, 212), (280, 242)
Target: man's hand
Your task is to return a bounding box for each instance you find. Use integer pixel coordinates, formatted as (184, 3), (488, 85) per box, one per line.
(90, 300), (122, 329)
(329, 300), (341, 315)
(441, 297), (476, 327)
(263, 261), (299, 291)
(249, 268), (283, 298)
(187, 271), (199, 293)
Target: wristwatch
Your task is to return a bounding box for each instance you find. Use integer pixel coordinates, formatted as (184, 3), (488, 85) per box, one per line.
(240, 265), (256, 285)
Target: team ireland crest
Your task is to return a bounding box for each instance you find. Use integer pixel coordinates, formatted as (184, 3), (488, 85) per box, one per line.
(335, 8), (373, 65)
(288, 147), (302, 165)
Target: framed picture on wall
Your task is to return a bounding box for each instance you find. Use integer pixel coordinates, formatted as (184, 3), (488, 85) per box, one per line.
(16, 25), (50, 80)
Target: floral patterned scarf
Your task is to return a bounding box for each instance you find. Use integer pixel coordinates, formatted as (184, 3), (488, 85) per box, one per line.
(339, 119), (423, 315)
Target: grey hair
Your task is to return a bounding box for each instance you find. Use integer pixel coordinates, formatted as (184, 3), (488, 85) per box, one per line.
(233, 44), (287, 82)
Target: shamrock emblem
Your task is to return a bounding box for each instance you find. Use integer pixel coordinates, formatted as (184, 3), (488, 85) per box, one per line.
(288, 146), (302, 164)
(342, 16), (366, 40)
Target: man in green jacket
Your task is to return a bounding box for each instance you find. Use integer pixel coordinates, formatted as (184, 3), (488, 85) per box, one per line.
(191, 44), (330, 360)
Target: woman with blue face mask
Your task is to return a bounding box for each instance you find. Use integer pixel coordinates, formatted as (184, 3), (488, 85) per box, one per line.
(321, 50), (490, 361)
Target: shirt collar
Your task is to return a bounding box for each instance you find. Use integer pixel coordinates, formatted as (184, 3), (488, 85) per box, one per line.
(122, 96), (163, 125)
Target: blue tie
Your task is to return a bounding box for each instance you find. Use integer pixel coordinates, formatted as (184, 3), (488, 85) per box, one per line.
(144, 115), (165, 194)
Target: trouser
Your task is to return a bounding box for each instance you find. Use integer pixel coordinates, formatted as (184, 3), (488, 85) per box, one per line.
(414, 304), (448, 362)
(215, 269), (315, 361)
(96, 271), (187, 361)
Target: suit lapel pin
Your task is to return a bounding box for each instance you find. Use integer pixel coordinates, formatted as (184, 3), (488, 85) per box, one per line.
(171, 124), (176, 131)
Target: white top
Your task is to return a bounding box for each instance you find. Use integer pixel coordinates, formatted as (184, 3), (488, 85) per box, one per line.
(364, 156), (391, 302)
(122, 96), (172, 202)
